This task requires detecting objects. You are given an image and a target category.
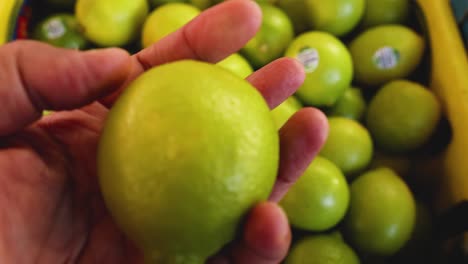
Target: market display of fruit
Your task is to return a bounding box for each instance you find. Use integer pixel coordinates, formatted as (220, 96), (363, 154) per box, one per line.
(1, 0), (468, 263)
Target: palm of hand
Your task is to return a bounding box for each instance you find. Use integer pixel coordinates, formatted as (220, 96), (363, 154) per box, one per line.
(0, 1), (327, 263)
(0, 104), (142, 263)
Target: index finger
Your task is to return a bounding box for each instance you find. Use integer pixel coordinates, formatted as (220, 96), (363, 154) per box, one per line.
(136, 0), (262, 69)
(101, 0), (262, 106)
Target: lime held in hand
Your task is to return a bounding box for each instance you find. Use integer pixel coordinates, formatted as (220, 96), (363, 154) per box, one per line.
(97, 60), (279, 263)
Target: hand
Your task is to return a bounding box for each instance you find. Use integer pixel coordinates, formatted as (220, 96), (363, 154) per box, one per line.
(0, 1), (328, 263)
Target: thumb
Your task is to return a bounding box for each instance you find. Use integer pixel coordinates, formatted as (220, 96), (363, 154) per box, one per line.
(0, 40), (131, 136)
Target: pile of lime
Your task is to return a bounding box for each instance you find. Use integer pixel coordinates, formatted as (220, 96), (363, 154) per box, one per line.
(25, 0), (445, 263)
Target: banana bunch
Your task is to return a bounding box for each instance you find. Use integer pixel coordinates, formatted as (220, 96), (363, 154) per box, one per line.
(415, 0), (468, 214)
(0, 0), (27, 45)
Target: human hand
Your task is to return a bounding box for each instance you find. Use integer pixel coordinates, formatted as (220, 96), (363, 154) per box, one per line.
(0, 1), (327, 263)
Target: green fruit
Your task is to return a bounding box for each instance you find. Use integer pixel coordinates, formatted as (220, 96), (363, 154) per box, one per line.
(320, 117), (373, 176)
(369, 151), (411, 177)
(241, 3), (294, 69)
(276, 0), (310, 34)
(330, 230), (345, 241)
(149, 0), (180, 7)
(254, 0), (276, 3)
(285, 234), (360, 264)
(216, 53), (254, 79)
(349, 25), (425, 86)
(361, 0), (410, 28)
(327, 87), (366, 121)
(212, 0), (276, 7)
(189, 0), (212, 10)
(280, 156), (350, 231)
(150, 0), (185, 7)
(344, 168), (416, 256)
(33, 14), (88, 49)
(304, 0), (365, 37)
(285, 31), (353, 107)
(394, 200), (433, 260)
(98, 60), (278, 263)
(366, 80), (441, 153)
(75, 0), (149, 47)
(148, 0), (211, 10)
(271, 96), (302, 129)
(142, 3), (200, 48)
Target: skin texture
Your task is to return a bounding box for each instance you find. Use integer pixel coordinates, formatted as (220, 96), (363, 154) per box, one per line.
(0, 1), (328, 263)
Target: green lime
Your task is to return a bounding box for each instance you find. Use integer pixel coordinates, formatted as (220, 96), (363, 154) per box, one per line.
(241, 3), (294, 69)
(320, 117), (373, 176)
(366, 80), (441, 153)
(211, 1), (277, 9)
(188, 0), (212, 10)
(271, 96), (302, 129)
(368, 151), (411, 177)
(280, 156), (350, 231)
(276, 0), (310, 34)
(330, 230), (344, 241)
(75, 0), (149, 47)
(304, 0), (365, 37)
(361, 0), (410, 28)
(216, 53), (254, 79)
(148, 0), (211, 10)
(344, 167), (416, 256)
(327, 87), (366, 121)
(254, 0), (276, 3)
(285, 31), (353, 107)
(349, 25), (425, 86)
(285, 234), (360, 264)
(97, 60), (278, 263)
(394, 200), (433, 261)
(33, 14), (88, 49)
(141, 3), (200, 48)
(149, 0), (181, 7)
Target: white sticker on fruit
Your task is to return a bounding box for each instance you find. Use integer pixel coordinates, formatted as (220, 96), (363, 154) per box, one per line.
(45, 19), (66, 40)
(373, 46), (400, 70)
(297, 47), (319, 73)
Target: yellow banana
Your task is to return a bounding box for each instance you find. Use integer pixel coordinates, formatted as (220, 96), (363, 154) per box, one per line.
(415, 0), (468, 213)
(0, 0), (27, 45)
